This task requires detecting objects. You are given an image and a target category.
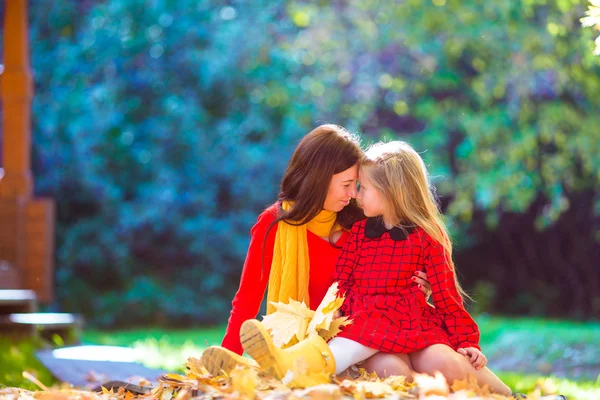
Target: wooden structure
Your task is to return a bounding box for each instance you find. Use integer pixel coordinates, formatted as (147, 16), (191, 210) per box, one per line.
(0, 2), (82, 344)
(0, 0), (55, 303)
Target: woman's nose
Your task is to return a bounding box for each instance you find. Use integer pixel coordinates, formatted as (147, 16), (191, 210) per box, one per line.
(348, 182), (358, 198)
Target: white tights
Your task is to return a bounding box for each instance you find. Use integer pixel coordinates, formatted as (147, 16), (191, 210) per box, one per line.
(328, 337), (379, 375)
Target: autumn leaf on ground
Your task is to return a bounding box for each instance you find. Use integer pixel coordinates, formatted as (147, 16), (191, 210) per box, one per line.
(308, 282), (346, 336)
(184, 357), (216, 384)
(261, 299), (315, 347)
(384, 374), (415, 395)
(294, 384), (341, 399)
(451, 374), (490, 397)
(355, 381), (396, 398)
(355, 368), (380, 382)
(413, 371), (449, 397)
(185, 357), (209, 376)
(230, 365), (259, 399)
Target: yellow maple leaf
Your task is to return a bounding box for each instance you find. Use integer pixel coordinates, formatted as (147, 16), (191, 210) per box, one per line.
(308, 282), (345, 335)
(185, 357), (209, 376)
(261, 299), (314, 347)
(318, 315), (352, 342)
(230, 365), (259, 399)
(356, 381), (395, 398)
(355, 368), (380, 382)
(383, 375), (411, 391)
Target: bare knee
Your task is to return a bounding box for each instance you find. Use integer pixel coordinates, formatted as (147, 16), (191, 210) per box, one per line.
(361, 353), (414, 379)
(412, 346), (467, 381)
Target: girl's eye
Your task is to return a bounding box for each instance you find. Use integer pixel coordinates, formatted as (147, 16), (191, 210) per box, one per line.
(343, 184), (350, 187)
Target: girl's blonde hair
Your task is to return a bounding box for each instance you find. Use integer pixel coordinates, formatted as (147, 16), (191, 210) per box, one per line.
(361, 141), (469, 300)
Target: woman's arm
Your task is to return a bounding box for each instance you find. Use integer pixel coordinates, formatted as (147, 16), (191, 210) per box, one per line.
(221, 207), (278, 354)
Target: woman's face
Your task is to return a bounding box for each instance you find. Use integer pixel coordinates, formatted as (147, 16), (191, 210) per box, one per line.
(323, 164), (359, 212)
(357, 169), (386, 217)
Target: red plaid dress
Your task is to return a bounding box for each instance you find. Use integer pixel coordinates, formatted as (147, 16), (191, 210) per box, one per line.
(335, 218), (480, 353)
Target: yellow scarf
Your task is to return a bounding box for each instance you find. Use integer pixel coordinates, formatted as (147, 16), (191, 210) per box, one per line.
(267, 201), (339, 313)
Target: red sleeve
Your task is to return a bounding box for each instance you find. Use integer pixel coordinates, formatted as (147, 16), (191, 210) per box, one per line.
(334, 222), (361, 316)
(424, 233), (480, 351)
(221, 205), (278, 354)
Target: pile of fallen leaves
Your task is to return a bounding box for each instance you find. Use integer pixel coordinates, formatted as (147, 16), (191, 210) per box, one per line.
(0, 364), (516, 400)
(0, 284), (562, 399)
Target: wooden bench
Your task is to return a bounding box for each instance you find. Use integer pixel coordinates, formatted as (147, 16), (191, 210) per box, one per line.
(0, 312), (83, 344)
(0, 289), (38, 314)
(0, 290), (82, 344)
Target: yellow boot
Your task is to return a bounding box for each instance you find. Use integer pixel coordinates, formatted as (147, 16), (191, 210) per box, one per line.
(200, 346), (258, 376)
(240, 319), (336, 380)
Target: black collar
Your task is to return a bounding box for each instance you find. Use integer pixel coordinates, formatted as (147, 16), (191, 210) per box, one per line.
(365, 217), (416, 241)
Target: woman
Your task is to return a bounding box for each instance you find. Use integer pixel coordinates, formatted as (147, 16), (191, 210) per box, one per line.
(201, 124), (431, 377)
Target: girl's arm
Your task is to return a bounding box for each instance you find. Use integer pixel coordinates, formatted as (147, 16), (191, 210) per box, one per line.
(334, 222), (361, 315)
(424, 234), (480, 351)
(221, 208), (278, 354)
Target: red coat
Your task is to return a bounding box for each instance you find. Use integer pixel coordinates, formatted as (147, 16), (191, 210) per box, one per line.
(222, 203), (350, 354)
(335, 218), (480, 353)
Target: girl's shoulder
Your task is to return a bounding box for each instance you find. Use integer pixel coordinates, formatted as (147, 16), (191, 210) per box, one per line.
(411, 225), (448, 250)
(349, 218), (368, 233)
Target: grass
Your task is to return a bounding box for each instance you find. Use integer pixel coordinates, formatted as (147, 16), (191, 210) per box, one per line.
(2, 316), (599, 399)
(497, 372), (600, 400)
(81, 326), (226, 371)
(476, 315), (600, 350)
(0, 337), (57, 390)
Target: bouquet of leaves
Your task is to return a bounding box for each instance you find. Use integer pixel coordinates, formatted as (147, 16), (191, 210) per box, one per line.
(260, 282), (352, 348)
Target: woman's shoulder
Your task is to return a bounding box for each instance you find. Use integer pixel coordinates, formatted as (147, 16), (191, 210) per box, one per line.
(250, 203), (280, 235)
(256, 203), (280, 224)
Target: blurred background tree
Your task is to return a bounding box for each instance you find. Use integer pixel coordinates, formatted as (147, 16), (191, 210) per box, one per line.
(4, 0), (598, 327)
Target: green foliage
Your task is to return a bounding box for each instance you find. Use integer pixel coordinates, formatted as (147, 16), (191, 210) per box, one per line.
(0, 338), (57, 390)
(20, 1), (600, 324)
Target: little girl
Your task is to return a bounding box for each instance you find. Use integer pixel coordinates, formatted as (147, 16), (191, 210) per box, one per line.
(240, 141), (537, 397)
(325, 140), (510, 394)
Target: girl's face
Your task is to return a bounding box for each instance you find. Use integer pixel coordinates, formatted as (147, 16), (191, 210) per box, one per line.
(357, 169), (386, 217)
(323, 164), (359, 212)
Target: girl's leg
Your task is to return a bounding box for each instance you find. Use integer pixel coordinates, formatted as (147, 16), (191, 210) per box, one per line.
(410, 344), (511, 396)
(328, 337), (379, 375)
(360, 352), (415, 379)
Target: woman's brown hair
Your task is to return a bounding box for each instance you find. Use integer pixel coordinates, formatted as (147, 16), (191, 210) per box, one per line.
(269, 124), (365, 239)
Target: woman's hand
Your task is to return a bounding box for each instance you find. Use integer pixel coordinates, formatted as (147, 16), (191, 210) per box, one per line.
(457, 347), (488, 370)
(412, 270), (432, 300)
